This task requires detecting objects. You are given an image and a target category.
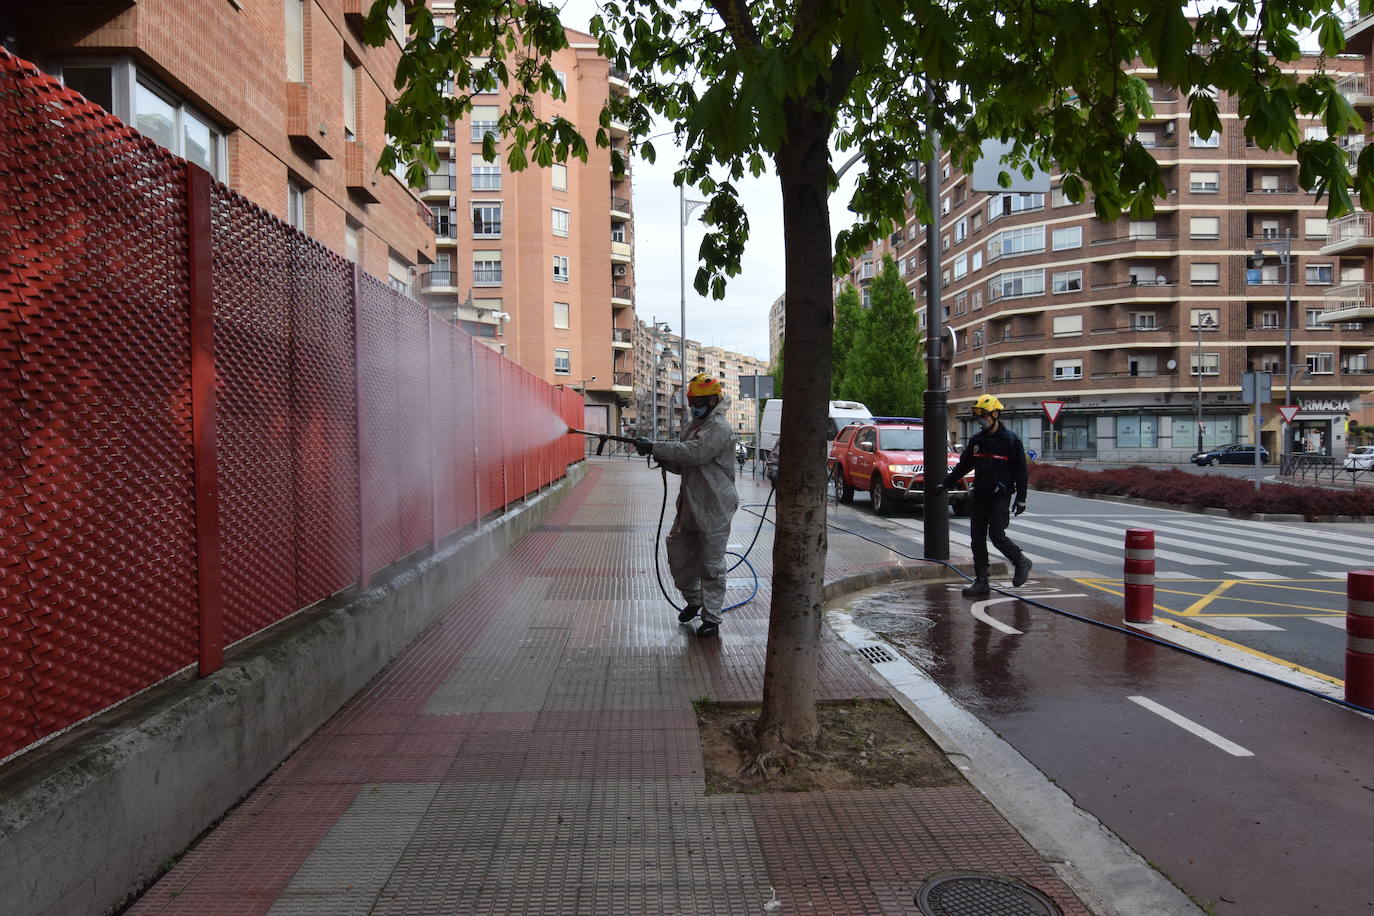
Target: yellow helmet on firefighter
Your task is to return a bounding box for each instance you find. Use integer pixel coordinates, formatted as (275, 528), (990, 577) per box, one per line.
(972, 393), (1004, 415)
(686, 373), (723, 398)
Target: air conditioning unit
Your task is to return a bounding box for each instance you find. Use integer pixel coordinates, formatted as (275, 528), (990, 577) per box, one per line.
(1164, 121), (1175, 135)
(613, 265), (628, 277)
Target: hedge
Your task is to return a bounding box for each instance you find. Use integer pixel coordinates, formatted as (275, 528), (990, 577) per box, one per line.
(1028, 464), (1374, 521)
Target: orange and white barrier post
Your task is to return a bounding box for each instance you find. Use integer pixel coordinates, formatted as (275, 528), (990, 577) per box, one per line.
(1346, 570), (1374, 708)
(1124, 529), (1155, 624)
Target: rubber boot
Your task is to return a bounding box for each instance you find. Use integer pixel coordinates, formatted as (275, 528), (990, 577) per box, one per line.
(1012, 556), (1033, 588)
(678, 604), (702, 623)
(961, 567), (991, 598)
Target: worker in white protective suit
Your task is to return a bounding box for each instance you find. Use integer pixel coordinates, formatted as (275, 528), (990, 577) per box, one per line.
(634, 373), (739, 637)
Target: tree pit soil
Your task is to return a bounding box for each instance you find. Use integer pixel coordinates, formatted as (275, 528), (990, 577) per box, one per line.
(695, 699), (967, 794)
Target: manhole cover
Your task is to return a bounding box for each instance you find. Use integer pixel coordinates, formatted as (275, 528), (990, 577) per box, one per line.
(915, 872), (1061, 916)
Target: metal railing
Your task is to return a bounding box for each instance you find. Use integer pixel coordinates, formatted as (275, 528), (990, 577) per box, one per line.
(612, 283), (632, 300)
(610, 195), (632, 212)
(419, 270), (456, 289)
(1326, 212), (1373, 246)
(611, 327), (633, 343)
(424, 173), (456, 191)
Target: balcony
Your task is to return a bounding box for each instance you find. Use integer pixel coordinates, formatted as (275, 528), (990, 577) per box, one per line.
(1088, 278), (1177, 298)
(1321, 212), (1374, 254)
(1319, 283), (1374, 323)
(611, 240), (632, 261)
(421, 173), (456, 200)
(612, 327), (633, 348)
(419, 270), (459, 293)
(610, 195), (632, 216)
(612, 371), (634, 390)
(1338, 72), (1374, 109)
(434, 219), (455, 243)
(286, 82), (330, 160)
(611, 283), (632, 303)
(345, 141), (381, 203)
(473, 267), (503, 286)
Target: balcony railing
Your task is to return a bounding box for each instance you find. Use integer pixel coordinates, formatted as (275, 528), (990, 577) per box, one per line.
(473, 267), (503, 285)
(1320, 282), (1374, 322)
(1089, 323), (1180, 334)
(1326, 212), (1374, 247)
(434, 220), (454, 237)
(1089, 278), (1175, 290)
(425, 173), (456, 191)
(1089, 234), (1177, 246)
(419, 270), (456, 290)
(1246, 185), (1300, 194)
(613, 371), (633, 387)
(610, 195), (632, 213)
(612, 327), (633, 343)
(612, 283), (632, 300)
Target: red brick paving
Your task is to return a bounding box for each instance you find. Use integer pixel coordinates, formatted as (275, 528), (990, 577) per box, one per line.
(125, 460), (1090, 915)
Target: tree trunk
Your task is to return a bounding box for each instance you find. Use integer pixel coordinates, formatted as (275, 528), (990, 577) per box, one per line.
(755, 105), (834, 751)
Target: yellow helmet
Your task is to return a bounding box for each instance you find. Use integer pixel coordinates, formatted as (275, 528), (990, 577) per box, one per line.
(687, 373), (723, 398)
(972, 394), (1004, 415)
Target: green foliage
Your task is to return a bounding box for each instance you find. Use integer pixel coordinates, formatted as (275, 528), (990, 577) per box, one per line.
(844, 257), (925, 418)
(772, 334), (784, 394)
(832, 284), (862, 399)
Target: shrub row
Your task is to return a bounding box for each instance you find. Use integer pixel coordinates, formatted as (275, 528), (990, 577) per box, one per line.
(1028, 463), (1374, 521)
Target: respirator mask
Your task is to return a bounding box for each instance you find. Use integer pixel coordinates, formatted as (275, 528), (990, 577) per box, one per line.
(691, 403), (711, 420)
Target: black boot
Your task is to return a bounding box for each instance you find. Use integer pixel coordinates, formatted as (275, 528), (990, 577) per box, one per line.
(696, 618), (720, 637)
(1012, 556), (1033, 588)
(678, 604), (702, 623)
(961, 570), (991, 597)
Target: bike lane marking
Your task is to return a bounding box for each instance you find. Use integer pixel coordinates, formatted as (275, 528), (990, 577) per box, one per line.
(968, 591), (1088, 635)
(1127, 696), (1255, 757)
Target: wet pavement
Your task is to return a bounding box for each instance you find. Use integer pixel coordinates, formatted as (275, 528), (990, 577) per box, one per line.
(844, 578), (1374, 915)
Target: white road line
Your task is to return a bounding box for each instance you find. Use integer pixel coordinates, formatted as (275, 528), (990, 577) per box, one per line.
(1308, 616), (1347, 629)
(1316, 570), (1355, 579)
(1190, 616), (1286, 632)
(1224, 571), (1292, 580)
(971, 597), (1024, 634)
(1062, 519), (1303, 567)
(1153, 515), (1374, 551)
(1156, 571), (1202, 580)
(1147, 518), (1374, 568)
(1018, 519), (1214, 566)
(1126, 696), (1255, 757)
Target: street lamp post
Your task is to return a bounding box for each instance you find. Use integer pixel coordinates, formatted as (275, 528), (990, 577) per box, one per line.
(679, 186), (707, 433)
(1196, 311), (1204, 455)
(1249, 229), (1294, 465)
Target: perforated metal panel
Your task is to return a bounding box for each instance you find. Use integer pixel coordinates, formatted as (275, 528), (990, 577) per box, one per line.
(0, 51), (199, 757)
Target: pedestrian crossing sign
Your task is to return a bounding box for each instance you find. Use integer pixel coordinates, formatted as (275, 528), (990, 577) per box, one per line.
(1278, 405), (1300, 424)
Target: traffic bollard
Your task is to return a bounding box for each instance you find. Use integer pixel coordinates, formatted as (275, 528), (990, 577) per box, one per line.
(1124, 528), (1155, 624)
(1346, 570), (1374, 708)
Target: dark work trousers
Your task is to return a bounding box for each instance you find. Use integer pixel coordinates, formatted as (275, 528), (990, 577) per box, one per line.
(968, 493), (1026, 576)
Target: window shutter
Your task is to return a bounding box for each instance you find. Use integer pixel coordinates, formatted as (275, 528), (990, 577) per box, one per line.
(285, 0), (305, 82)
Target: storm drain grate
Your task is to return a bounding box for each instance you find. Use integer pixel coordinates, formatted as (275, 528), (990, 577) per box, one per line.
(916, 872), (1061, 916)
(858, 644), (897, 665)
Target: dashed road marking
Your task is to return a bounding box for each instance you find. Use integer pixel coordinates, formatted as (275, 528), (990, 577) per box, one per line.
(1225, 571), (1293, 580)
(1308, 616), (1347, 629)
(1127, 696), (1255, 757)
(1190, 616), (1285, 631)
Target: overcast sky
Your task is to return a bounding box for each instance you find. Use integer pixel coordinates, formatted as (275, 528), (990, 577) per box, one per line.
(559, 2), (861, 362)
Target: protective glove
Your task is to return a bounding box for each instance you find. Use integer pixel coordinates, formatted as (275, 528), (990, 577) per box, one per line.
(634, 437), (654, 457)
(933, 481), (948, 493)
(1013, 500), (1026, 516)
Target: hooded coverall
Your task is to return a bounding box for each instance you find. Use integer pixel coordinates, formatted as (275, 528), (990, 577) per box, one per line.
(652, 395), (739, 624)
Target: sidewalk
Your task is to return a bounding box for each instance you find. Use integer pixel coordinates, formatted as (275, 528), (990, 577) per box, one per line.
(125, 458), (1092, 915)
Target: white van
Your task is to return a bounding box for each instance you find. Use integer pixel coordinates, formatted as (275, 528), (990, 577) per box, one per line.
(759, 399), (873, 456)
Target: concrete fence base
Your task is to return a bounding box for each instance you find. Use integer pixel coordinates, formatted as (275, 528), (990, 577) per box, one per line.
(0, 463), (586, 916)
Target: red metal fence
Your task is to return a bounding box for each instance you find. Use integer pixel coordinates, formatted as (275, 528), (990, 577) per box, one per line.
(0, 50), (583, 761)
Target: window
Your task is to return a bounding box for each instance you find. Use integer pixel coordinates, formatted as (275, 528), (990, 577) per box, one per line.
(988, 268), (1045, 301)
(554, 70), (567, 94)
(1190, 262), (1220, 285)
(972, 329), (984, 348)
(972, 291), (983, 310)
(1307, 352), (1334, 374)
(1129, 221), (1157, 240)
(1345, 354), (1368, 373)
(941, 196), (951, 215)
(1258, 311), (1279, 329)
(988, 192), (1044, 221)
(1190, 171), (1219, 192)
(611, 221), (626, 243)
(972, 251), (983, 271)
(473, 249), (503, 285)
(554, 348), (571, 374)
(955, 217), (968, 242)
(1307, 308), (1327, 328)
(954, 292), (968, 315)
(472, 202), (502, 237)
(552, 163), (568, 190)
(987, 226), (1044, 260)
(133, 77), (222, 177)
(1053, 185), (1072, 207)
(953, 254), (967, 280)
(1052, 314), (1083, 336)
(1130, 311), (1157, 330)
(470, 105), (499, 141)
(431, 205), (452, 237)
(342, 59), (359, 141)
(553, 255), (569, 282)
(473, 297), (501, 318)
(1305, 126), (1328, 141)
(285, 0), (305, 82)
(1306, 263), (1333, 285)
(287, 179), (307, 231)
(1117, 415), (1158, 447)
(973, 369), (983, 387)
(1190, 130), (1220, 148)
(1053, 358), (1083, 380)
(1190, 353), (1221, 375)
(1258, 218), (1279, 238)
(471, 154), (501, 189)
(344, 220), (360, 262)
(1136, 130), (1158, 147)
(942, 234), (950, 252)
(1051, 226), (1082, 251)
(1248, 264), (1280, 285)
(1190, 217), (1221, 239)
(553, 301), (570, 329)
(552, 207), (570, 237)
(1260, 354), (1281, 372)
(1306, 217), (1329, 239)
(1190, 308), (1219, 329)
(387, 254), (411, 294)
(1052, 270), (1083, 293)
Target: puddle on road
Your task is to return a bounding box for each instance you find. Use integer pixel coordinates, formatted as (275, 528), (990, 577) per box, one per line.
(848, 585), (940, 669)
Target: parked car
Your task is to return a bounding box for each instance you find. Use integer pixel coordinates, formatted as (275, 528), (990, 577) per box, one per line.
(1344, 445), (1374, 471)
(760, 399), (872, 456)
(829, 422), (970, 516)
(1190, 443), (1270, 466)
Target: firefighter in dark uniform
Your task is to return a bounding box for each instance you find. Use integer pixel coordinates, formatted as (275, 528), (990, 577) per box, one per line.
(940, 394), (1033, 597)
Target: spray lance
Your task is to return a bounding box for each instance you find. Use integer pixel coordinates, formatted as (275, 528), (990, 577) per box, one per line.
(567, 427), (645, 456)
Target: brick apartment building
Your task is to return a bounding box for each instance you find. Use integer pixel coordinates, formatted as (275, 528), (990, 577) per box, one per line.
(419, 4), (635, 437)
(2, 1), (434, 288)
(844, 55), (1374, 462)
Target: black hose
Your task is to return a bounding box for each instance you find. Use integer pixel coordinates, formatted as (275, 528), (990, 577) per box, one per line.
(733, 502), (1373, 715)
